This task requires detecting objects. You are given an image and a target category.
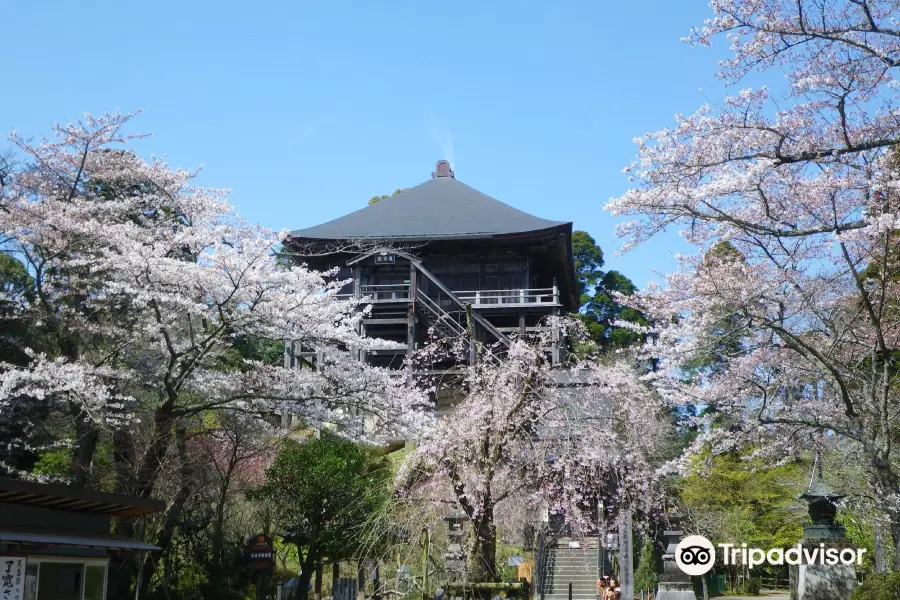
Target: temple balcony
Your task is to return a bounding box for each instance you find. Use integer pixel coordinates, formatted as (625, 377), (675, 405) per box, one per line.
(336, 283), (560, 308)
(452, 286), (559, 308)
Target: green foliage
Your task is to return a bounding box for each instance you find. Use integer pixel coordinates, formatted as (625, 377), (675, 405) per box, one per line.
(571, 231), (646, 350)
(681, 241), (747, 379)
(634, 538), (658, 592)
(255, 432), (390, 565)
(368, 188), (407, 205)
(744, 577), (762, 595)
(216, 335), (285, 370)
(0, 252), (40, 365)
(850, 572), (900, 600)
(32, 449), (70, 477)
(496, 542), (525, 581)
(572, 230), (604, 297)
(680, 449), (805, 551)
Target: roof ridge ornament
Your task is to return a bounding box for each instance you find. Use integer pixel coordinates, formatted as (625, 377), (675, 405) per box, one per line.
(432, 160), (454, 179)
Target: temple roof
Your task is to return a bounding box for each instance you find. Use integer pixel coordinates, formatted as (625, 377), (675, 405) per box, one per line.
(289, 161), (570, 241)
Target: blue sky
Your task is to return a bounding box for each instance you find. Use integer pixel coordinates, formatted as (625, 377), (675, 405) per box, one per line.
(2, 1), (734, 288)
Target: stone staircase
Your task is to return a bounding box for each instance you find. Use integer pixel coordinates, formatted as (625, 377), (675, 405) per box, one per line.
(539, 538), (599, 600)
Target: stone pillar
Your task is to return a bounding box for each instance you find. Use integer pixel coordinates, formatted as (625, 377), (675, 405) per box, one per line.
(656, 513), (697, 600)
(618, 510), (634, 600)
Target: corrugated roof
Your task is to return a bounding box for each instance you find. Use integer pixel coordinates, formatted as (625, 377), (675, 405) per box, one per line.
(0, 477), (165, 517)
(289, 171), (569, 241)
(0, 526), (160, 551)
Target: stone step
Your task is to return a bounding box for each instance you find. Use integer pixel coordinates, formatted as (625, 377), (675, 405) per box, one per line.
(547, 558), (598, 563)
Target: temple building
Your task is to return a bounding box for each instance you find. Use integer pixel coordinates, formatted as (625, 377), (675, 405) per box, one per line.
(284, 160), (578, 369)
(286, 162), (607, 597)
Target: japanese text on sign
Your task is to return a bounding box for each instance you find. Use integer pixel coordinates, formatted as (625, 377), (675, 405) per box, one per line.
(1, 558), (25, 600)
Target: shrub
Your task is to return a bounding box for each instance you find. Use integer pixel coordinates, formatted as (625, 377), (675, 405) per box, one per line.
(850, 572), (900, 600)
(744, 577), (762, 595)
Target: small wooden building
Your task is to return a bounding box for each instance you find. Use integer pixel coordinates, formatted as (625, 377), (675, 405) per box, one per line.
(285, 160), (578, 369)
(0, 478), (163, 600)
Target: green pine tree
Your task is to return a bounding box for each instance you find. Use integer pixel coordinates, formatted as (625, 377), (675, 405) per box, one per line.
(634, 538), (659, 594)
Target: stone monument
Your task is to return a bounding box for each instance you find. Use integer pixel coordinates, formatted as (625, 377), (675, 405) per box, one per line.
(656, 512), (697, 600)
(790, 455), (858, 600)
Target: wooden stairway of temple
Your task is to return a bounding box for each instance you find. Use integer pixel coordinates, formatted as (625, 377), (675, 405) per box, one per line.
(411, 260), (511, 348)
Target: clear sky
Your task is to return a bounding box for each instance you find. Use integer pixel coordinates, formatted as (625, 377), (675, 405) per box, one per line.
(2, 1), (734, 288)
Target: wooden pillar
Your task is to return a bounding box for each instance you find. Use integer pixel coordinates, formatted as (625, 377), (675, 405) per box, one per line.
(551, 325), (560, 365)
(281, 341), (295, 429)
(332, 562), (340, 595)
(408, 266), (417, 354)
(518, 312), (525, 336)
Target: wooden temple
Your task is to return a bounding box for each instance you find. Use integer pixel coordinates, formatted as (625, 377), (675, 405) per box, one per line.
(284, 160), (578, 370)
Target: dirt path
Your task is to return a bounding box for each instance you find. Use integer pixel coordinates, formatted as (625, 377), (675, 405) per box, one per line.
(716, 591), (790, 600)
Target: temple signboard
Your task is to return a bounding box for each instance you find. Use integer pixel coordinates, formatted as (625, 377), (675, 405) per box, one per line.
(246, 535), (275, 571)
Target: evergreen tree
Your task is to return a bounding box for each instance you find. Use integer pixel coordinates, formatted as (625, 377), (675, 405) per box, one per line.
(634, 538), (658, 595)
(571, 230), (646, 350)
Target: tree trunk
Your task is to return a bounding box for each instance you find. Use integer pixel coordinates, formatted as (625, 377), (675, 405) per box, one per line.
(141, 425), (191, 596)
(468, 513), (498, 585)
(69, 401), (99, 487)
(315, 563), (323, 600)
(297, 554), (318, 600)
(889, 512), (900, 572)
(867, 447), (900, 570)
(212, 469), (234, 582)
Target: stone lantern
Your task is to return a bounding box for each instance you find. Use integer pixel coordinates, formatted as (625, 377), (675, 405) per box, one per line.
(443, 510), (469, 584)
(791, 454), (858, 600)
(656, 511), (697, 600)
(798, 461), (846, 539)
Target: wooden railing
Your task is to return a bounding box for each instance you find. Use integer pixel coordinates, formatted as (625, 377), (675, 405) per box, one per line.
(338, 284), (559, 307)
(361, 283), (410, 300)
(452, 286), (559, 306)
(335, 283), (411, 302)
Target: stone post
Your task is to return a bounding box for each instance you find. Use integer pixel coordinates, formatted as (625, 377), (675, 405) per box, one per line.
(618, 510), (634, 600)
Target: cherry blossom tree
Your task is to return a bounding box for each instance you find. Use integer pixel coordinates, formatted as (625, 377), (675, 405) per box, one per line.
(0, 111), (427, 592)
(607, 0), (900, 566)
(396, 326), (668, 584)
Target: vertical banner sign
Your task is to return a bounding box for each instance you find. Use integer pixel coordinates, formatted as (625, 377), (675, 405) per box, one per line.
(1, 557), (25, 600)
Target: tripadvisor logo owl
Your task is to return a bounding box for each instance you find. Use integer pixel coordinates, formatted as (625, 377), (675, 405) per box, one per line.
(675, 535), (716, 576)
(674, 535), (868, 576)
